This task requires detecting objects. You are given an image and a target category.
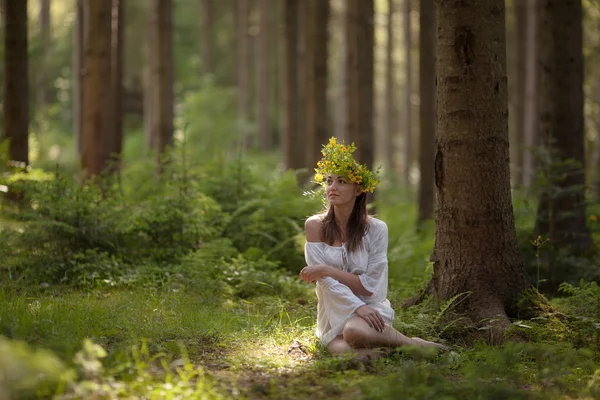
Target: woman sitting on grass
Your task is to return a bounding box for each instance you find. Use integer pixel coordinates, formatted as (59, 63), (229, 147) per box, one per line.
(300, 138), (443, 361)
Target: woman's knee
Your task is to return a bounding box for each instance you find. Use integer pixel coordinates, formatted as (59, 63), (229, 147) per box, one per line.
(327, 336), (352, 354)
(342, 319), (365, 345)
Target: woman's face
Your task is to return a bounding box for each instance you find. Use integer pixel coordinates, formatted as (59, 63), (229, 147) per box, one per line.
(325, 174), (362, 206)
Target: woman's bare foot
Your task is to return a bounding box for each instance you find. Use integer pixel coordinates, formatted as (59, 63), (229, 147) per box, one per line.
(409, 337), (447, 351)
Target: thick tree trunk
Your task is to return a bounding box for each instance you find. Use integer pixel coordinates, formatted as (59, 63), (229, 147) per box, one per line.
(508, 0), (526, 187)
(81, 0), (112, 178)
(201, 0), (214, 76)
(521, 0), (538, 187)
(305, 0), (329, 169)
(150, 0), (174, 167)
(417, 0), (435, 223)
(433, 0), (531, 341)
(258, 0), (271, 151)
(237, 0), (252, 150)
(384, 0), (396, 171)
(3, 0), (29, 166)
(345, 0), (374, 168)
(106, 0), (124, 171)
(282, 0), (304, 170)
(536, 0), (591, 255)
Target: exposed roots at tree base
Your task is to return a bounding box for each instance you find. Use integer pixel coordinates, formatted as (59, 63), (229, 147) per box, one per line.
(402, 284), (561, 346)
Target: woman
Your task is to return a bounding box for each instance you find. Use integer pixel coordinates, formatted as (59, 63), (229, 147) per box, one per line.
(300, 138), (443, 360)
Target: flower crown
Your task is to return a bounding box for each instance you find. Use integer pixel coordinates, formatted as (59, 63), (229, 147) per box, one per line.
(314, 137), (380, 193)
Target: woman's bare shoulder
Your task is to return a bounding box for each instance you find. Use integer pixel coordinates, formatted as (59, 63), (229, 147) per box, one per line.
(305, 215), (323, 242)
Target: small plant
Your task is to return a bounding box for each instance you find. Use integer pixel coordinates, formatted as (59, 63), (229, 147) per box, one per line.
(531, 235), (550, 290)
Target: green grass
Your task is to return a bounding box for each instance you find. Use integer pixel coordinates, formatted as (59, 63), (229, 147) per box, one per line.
(1, 281), (598, 399)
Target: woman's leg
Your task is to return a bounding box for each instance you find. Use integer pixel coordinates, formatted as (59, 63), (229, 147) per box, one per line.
(327, 335), (385, 362)
(342, 316), (444, 349)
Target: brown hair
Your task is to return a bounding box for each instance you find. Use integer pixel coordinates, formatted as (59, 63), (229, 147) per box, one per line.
(321, 193), (369, 252)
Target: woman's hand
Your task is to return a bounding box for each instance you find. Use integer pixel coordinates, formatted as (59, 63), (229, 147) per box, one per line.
(299, 265), (331, 283)
(355, 305), (386, 332)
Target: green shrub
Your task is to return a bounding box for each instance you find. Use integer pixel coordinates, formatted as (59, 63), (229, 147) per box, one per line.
(0, 335), (70, 399)
(199, 157), (319, 273)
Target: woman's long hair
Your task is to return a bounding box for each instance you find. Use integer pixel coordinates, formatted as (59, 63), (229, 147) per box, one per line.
(321, 192), (369, 252)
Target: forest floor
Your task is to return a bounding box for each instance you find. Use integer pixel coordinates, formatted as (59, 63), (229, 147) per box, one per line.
(1, 284), (598, 400)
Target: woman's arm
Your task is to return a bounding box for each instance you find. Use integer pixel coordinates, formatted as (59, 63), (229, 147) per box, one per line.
(300, 264), (373, 296)
(302, 218), (373, 296)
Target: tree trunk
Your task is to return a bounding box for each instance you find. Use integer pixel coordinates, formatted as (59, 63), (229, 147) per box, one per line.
(106, 0), (124, 172)
(417, 0), (435, 223)
(296, 0), (308, 168)
(144, 9), (155, 151)
(345, 0), (374, 168)
(333, 0), (346, 142)
(403, 0), (412, 187)
(73, 0), (85, 159)
(305, 0), (329, 169)
(591, 14), (600, 199)
(237, 0), (252, 150)
(201, 0), (214, 76)
(384, 0), (396, 171)
(3, 0), (29, 166)
(521, 0), (538, 188)
(81, 0), (112, 178)
(535, 0), (591, 289)
(433, 0), (531, 342)
(332, 0), (348, 140)
(258, 0), (271, 151)
(150, 0), (174, 168)
(282, 0), (304, 170)
(508, 0), (526, 187)
(37, 0), (52, 114)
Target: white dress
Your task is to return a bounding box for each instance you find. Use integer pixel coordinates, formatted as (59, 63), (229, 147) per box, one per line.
(304, 217), (395, 346)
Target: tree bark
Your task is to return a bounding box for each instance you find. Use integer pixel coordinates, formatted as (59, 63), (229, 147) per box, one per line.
(81, 0), (112, 178)
(106, 0), (124, 172)
(37, 0), (52, 114)
(282, 0), (304, 170)
(201, 0), (214, 76)
(521, 0), (538, 188)
(258, 0), (271, 151)
(345, 0), (374, 169)
(417, 0), (435, 223)
(536, 0), (591, 257)
(3, 0), (29, 166)
(73, 0), (85, 159)
(591, 14), (600, 199)
(144, 7), (155, 151)
(237, 0), (252, 150)
(333, 0), (347, 142)
(403, 0), (412, 187)
(433, 0), (531, 342)
(296, 0), (308, 167)
(150, 0), (174, 168)
(305, 0), (330, 170)
(384, 0), (396, 171)
(508, 0), (526, 187)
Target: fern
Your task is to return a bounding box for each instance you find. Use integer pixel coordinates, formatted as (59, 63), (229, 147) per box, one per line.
(434, 291), (471, 327)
